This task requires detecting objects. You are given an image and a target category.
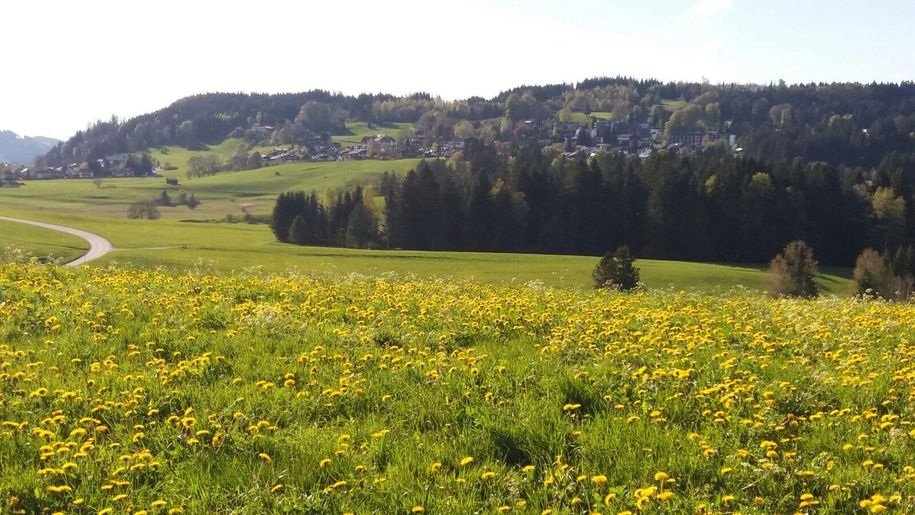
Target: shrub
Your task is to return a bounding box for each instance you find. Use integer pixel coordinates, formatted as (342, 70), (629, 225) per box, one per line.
(852, 247), (914, 300)
(127, 201), (160, 220)
(593, 245), (640, 291)
(852, 248), (892, 298)
(767, 240), (818, 298)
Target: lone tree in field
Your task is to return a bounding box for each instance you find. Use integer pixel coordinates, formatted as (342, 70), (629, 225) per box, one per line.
(593, 245), (640, 291)
(766, 240), (819, 298)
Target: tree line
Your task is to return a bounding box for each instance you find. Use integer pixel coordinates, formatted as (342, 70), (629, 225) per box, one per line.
(271, 187), (378, 248)
(273, 138), (915, 267)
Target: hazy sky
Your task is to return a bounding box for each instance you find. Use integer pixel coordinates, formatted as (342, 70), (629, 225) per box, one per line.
(3, 0), (913, 140)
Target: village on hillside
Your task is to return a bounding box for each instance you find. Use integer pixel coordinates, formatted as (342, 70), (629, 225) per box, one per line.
(2, 115), (736, 186)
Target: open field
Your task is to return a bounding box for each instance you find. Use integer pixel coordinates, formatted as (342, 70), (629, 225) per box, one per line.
(0, 207), (852, 293)
(331, 122), (413, 147)
(661, 99), (688, 111)
(0, 158), (422, 220)
(0, 263), (911, 513)
(565, 112), (615, 124)
(148, 139), (246, 180)
(0, 219), (87, 263)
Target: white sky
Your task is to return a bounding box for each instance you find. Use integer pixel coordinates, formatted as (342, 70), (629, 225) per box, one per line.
(2, 0), (913, 140)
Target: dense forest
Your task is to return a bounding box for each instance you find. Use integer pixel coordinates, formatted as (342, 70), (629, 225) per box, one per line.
(43, 78), (915, 170)
(273, 137), (915, 266)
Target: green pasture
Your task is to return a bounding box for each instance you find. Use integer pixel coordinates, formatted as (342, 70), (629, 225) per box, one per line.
(331, 122), (413, 146)
(1, 159), (422, 219)
(0, 219), (88, 263)
(0, 207), (852, 293)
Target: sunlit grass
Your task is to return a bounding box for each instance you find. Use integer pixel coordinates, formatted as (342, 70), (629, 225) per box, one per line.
(0, 263), (911, 512)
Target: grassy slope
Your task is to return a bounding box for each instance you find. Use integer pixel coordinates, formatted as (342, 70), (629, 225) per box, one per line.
(148, 138), (244, 179)
(331, 122), (413, 146)
(0, 219), (88, 263)
(0, 159), (422, 219)
(0, 207), (851, 293)
(662, 99), (688, 111)
(564, 112), (615, 124)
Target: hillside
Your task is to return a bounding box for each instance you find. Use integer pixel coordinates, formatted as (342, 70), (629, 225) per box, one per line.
(41, 79), (915, 170)
(0, 130), (59, 164)
(8, 78), (915, 282)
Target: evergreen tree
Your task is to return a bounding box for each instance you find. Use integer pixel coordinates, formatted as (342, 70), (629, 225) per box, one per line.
(138, 153), (154, 176)
(288, 215), (308, 245)
(766, 240), (819, 298)
(593, 245), (640, 291)
(158, 190), (172, 206)
(465, 172), (493, 250)
(345, 203), (378, 248)
(271, 191), (307, 243)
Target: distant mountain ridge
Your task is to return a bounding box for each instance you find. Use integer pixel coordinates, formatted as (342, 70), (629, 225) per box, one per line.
(0, 130), (60, 165)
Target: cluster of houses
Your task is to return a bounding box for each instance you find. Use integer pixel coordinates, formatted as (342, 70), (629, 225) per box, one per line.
(10, 153), (142, 182)
(260, 133), (469, 164)
(531, 117), (736, 160)
(7, 114), (738, 184)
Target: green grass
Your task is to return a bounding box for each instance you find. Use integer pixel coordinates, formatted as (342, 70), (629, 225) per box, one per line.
(563, 112), (615, 124)
(0, 219), (88, 263)
(331, 122), (413, 147)
(661, 99), (688, 111)
(148, 138), (247, 180)
(0, 264), (912, 513)
(0, 206), (852, 293)
(0, 159), (422, 219)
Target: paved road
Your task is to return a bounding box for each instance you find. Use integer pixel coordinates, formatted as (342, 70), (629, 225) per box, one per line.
(0, 216), (113, 267)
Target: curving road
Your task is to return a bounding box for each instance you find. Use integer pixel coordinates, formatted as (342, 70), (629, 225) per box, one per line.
(0, 216), (113, 267)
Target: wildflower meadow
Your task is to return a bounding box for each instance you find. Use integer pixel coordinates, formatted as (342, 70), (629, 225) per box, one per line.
(1, 263), (914, 513)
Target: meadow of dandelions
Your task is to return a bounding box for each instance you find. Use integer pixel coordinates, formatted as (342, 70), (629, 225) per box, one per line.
(2, 263), (915, 513)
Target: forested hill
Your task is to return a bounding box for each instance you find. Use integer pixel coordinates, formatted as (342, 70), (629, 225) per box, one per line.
(42, 78), (915, 168)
